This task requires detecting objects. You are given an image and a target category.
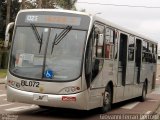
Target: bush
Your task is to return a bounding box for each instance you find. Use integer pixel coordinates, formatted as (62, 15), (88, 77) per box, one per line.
(2, 50), (9, 69)
(0, 40), (11, 49)
(0, 50), (9, 69)
(0, 39), (4, 48)
(0, 40), (10, 69)
(0, 69), (7, 78)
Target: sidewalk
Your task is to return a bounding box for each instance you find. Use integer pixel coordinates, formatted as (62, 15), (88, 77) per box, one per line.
(0, 77), (6, 84)
(156, 78), (160, 85)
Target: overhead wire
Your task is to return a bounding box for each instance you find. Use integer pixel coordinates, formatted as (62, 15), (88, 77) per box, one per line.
(77, 2), (160, 9)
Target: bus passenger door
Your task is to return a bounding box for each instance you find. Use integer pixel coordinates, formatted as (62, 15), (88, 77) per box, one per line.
(135, 39), (142, 84)
(133, 38), (142, 96)
(118, 33), (128, 86)
(116, 33), (128, 101)
(86, 23), (105, 109)
(124, 36), (135, 99)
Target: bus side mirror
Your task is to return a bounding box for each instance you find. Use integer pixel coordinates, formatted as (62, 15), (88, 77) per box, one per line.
(4, 22), (14, 48)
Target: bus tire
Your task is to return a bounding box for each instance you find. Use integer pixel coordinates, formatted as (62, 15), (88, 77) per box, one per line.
(39, 105), (51, 109)
(139, 82), (147, 102)
(101, 86), (112, 113)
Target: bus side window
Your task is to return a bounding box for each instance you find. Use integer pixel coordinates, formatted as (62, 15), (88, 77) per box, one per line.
(105, 28), (115, 59)
(91, 24), (104, 79)
(142, 40), (148, 63)
(153, 44), (157, 63)
(93, 26), (104, 58)
(128, 36), (135, 61)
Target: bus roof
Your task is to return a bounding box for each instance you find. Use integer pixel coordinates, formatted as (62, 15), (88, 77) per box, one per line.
(92, 15), (158, 44)
(18, 9), (157, 44)
(18, 9), (91, 17)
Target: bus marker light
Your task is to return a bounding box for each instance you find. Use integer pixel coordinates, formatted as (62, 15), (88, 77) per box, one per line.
(61, 86), (80, 94)
(76, 87), (80, 90)
(8, 80), (20, 88)
(62, 96), (76, 101)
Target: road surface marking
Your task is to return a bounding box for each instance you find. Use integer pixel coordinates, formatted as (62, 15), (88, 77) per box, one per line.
(140, 111), (151, 120)
(145, 111), (152, 114)
(0, 103), (13, 107)
(0, 94), (6, 97)
(121, 102), (140, 109)
(5, 105), (38, 112)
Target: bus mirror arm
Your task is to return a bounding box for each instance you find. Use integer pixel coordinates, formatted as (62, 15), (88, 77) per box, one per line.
(4, 22), (14, 48)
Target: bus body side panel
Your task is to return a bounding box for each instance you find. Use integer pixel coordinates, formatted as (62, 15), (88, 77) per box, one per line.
(140, 64), (148, 83)
(87, 60), (116, 109)
(141, 63), (156, 93)
(106, 59), (119, 104)
(88, 87), (104, 110)
(147, 63), (157, 93)
(87, 66), (105, 109)
(124, 62), (135, 100)
(102, 60), (115, 88)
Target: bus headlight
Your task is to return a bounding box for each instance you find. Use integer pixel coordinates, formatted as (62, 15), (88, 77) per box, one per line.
(59, 86), (80, 94)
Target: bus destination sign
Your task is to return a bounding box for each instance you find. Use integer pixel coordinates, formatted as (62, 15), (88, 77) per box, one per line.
(25, 15), (81, 26)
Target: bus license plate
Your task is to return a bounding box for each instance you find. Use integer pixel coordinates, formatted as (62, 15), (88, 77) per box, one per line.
(21, 80), (40, 88)
(33, 94), (48, 102)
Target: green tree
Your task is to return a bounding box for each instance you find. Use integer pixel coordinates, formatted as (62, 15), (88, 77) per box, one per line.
(11, 0), (20, 22)
(0, 0), (20, 40)
(37, 0), (57, 8)
(0, 0), (6, 40)
(6, 0), (11, 27)
(20, 0), (77, 10)
(22, 1), (35, 9)
(57, 0), (77, 10)
(35, 0), (77, 10)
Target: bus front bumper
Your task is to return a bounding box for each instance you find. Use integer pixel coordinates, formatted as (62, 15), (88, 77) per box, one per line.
(7, 86), (89, 110)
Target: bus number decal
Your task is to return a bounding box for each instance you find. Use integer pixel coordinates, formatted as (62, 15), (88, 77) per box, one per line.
(21, 80), (40, 88)
(25, 15), (38, 23)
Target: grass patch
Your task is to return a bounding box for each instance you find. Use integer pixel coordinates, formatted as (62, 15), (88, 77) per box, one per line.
(0, 69), (7, 78)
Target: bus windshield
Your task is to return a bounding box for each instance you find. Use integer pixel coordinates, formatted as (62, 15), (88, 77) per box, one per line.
(10, 26), (86, 81)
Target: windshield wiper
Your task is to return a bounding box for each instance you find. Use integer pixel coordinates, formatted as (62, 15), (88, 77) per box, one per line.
(30, 23), (43, 53)
(54, 26), (72, 45)
(51, 34), (57, 54)
(51, 26), (72, 54)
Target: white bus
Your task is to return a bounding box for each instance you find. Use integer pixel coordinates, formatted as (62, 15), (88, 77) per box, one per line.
(6, 9), (157, 113)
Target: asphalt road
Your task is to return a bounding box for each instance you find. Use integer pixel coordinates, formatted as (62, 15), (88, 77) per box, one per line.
(0, 84), (160, 120)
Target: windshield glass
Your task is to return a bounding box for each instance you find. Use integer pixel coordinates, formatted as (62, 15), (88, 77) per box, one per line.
(10, 26), (86, 81)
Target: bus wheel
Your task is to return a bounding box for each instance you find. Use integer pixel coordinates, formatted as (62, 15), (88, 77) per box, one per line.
(140, 82), (147, 102)
(39, 105), (51, 109)
(101, 86), (112, 113)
